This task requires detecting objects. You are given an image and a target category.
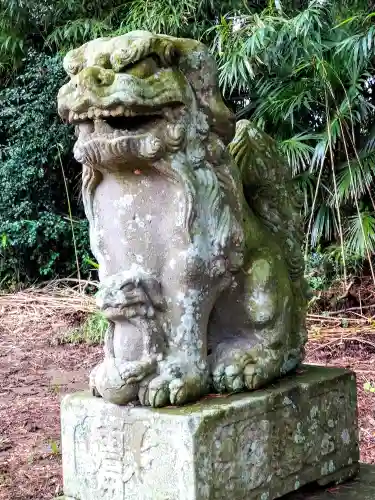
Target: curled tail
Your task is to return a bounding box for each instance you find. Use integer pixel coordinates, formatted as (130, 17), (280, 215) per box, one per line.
(229, 120), (310, 326)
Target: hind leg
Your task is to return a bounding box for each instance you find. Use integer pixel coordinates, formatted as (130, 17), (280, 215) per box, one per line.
(209, 256), (304, 393)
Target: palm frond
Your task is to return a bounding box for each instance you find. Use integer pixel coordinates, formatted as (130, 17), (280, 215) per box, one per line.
(346, 210), (375, 256)
(278, 134), (316, 175)
(47, 18), (111, 50)
(335, 151), (375, 204)
(334, 21), (375, 66)
(310, 203), (338, 248)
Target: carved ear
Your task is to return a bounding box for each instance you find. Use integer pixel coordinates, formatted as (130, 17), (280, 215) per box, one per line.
(140, 278), (166, 310)
(170, 36), (235, 144)
(156, 39), (180, 67)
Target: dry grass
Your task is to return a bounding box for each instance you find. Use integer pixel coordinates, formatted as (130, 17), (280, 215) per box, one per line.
(0, 285), (374, 500)
(0, 281), (96, 317)
(308, 323), (375, 350)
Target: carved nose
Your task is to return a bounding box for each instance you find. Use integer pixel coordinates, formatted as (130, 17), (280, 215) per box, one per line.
(77, 66), (115, 90)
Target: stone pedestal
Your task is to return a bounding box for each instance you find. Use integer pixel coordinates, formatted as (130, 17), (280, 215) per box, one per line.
(60, 365), (359, 500)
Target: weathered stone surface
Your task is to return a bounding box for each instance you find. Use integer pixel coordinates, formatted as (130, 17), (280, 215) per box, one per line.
(57, 30), (310, 407)
(61, 366), (359, 500)
(56, 465), (375, 500)
(286, 464), (375, 499)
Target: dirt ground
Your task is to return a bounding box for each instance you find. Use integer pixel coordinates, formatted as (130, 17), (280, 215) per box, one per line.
(0, 310), (374, 500)
(0, 310), (101, 500)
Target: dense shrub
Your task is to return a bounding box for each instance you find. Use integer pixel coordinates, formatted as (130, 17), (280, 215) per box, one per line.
(305, 249), (363, 292)
(1, 1), (375, 287)
(0, 50), (90, 286)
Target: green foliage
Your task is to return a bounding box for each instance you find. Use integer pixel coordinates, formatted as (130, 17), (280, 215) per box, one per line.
(0, 0), (274, 68)
(305, 251), (331, 291)
(211, 0), (375, 273)
(60, 312), (108, 345)
(0, 50), (90, 284)
(364, 381), (375, 393)
(48, 439), (61, 456)
(305, 248), (363, 291)
(1, 0), (375, 285)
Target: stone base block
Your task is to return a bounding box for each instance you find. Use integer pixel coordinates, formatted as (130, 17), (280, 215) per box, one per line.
(61, 365), (359, 500)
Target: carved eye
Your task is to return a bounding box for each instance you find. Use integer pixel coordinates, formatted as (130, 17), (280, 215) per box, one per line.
(120, 282), (135, 293)
(110, 47), (161, 78)
(110, 48), (131, 72)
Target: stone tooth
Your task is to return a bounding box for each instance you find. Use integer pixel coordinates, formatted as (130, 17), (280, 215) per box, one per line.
(73, 113), (79, 121)
(164, 108), (174, 121)
(94, 109), (102, 118)
(102, 110), (110, 117)
(88, 109), (94, 119)
(111, 106), (124, 117)
(68, 111), (74, 123)
(79, 112), (88, 120)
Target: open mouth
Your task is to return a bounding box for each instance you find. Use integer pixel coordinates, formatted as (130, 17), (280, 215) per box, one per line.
(68, 106), (176, 137)
(104, 114), (162, 131)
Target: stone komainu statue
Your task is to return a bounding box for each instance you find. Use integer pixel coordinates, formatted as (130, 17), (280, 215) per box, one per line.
(58, 31), (310, 408)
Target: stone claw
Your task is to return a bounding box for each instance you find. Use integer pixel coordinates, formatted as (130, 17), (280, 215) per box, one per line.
(138, 362), (209, 408)
(210, 345), (285, 393)
(212, 362), (245, 393)
(243, 363), (264, 390)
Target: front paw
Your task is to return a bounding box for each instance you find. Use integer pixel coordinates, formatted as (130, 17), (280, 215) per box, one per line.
(138, 360), (210, 407)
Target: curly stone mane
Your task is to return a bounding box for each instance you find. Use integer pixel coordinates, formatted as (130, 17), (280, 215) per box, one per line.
(229, 120), (310, 344)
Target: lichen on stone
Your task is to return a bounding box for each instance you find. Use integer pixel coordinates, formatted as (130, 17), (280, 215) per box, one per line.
(57, 29), (310, 408)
